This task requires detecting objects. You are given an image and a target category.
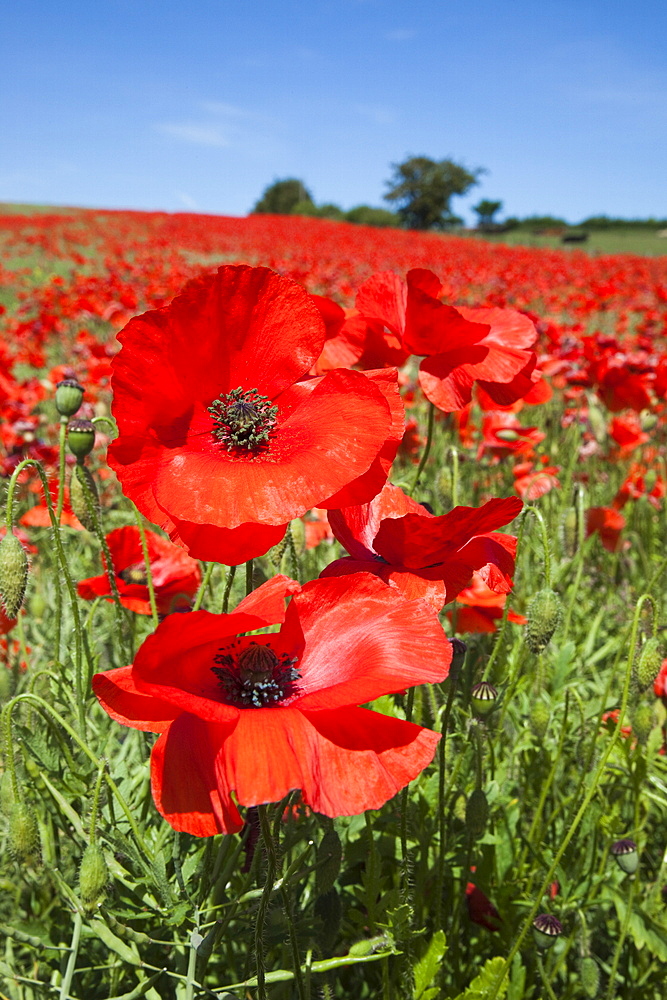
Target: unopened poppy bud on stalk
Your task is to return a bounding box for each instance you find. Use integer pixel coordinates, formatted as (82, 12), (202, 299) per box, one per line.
(70, 463), (101, 532)
(471, 681), (498, 717)
(67, 420), (95, 462)
(79, 843), (109, 911)
(465, 788), (489, 839)
(532, 913), (563, 950)
(0, 530), (29, 619)
(634, 637), (663, 691)
(449, 638), (467, 683)
(579, 957), (600, 998)
(67, 418), (96, 460)
(55, 378), (84, 417)
(9, 801), (40, 865)
(525, 588), (563, 653)
(611, 838), (639, 875)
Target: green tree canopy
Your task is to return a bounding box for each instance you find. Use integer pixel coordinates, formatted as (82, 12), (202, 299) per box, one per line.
(384, 156), (484, 230)
(252, 178), (314, 215)
(473, 199), (503, 227)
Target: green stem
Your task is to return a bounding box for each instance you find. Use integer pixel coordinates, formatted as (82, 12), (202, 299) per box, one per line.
(2, 693), (152, 857)
(449, 446), (460, 508)
(536, 953), (559, 1000)
(132, 504), (158, 626)
(435, 676), (460, 929)
(59, 910), (83, 1000)
(185, 906), (199, 1000)
(56, 416), (68, 523)
(221, 564), (236, 613)
(606, 876), (637, 1000)
(410, 401), (436, 494)
(88, 761), (107, 843)
(255, 804), (278, 1000)
(4, 459), (88, 730)
(245, 558), (254, 596)
(486, 593), (648, 1000)
(193, 562), (216, 612)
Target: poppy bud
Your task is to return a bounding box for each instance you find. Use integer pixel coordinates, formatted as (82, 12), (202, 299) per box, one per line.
(55, 378), (84, 417)
(495, 428), (521, 442)
(9, 801), (40, 865)
(449, 638), (467, 683)
(471, 681), (498, 717)
(579, 957), (600, 998)
(532, 913), (562, 949)
(67, 418), (96, 460)
(70, 463), (101, 532)
(465, 788), (489, 839)
(435, 467), (453, 509)
(79, 843), (108, 911)
(634, 637), (663, 691)
(0, 531), (29, 619)
(611, 838), (639, 875)
(529, 700), (550, 739)
(525, 588), (563, 653)
(630, 703), (656, 745)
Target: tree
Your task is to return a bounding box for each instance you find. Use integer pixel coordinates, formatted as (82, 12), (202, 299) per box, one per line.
(473, 199), (503, 228)
(252, 178), (314, 215)
(384, 156), (483, 230)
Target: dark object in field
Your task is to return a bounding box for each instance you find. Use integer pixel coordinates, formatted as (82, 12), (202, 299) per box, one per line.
(561, 230), (589, 243)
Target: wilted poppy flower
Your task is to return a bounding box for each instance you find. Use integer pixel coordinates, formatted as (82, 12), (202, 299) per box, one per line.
(108, 266), (402, 564)
(92, 573), (451, 836)
(78, 526), (201, 615)
(322, 484), (522, 610)
(465, 868), (502, 931)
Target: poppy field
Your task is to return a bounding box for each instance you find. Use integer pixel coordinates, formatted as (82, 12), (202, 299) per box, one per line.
(1, 206), (667, 1000)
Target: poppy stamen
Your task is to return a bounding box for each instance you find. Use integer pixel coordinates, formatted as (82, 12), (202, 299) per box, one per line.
(212, 641), (300, 707)
(208, 387), (278, 452)
(118, 563), (149, 586)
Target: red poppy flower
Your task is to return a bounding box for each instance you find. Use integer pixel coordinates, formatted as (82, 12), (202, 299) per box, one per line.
(78, 526), (201, 615)
(654, 659), (667, 701)
(353, 269), (538, 411)
(108, 266), (402, 564)
(586, 506), (625, 552)
(322, 484), (522, 610)
(0, 606), (17, 635)
(449, 573), (527, 633)
(92, 573), (451, 836)
(465, 880), (502, 931)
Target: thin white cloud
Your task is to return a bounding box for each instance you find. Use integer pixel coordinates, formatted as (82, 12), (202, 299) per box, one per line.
(176, 192), (199, 209)
(354, 103), (397, 125)
(154, 123), (230, 147)
(384, 29), (416, 41)
(200, 101), (251, 118)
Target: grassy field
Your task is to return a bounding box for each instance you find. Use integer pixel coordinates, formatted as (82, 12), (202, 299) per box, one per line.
(466, 227), (667, 257)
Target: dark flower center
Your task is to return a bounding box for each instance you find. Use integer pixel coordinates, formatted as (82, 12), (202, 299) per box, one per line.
(208, 387), (278, 452)
(212, 641), (300, 708)
(118, 563), (148, 586)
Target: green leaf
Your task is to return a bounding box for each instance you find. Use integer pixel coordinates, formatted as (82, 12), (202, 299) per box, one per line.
(450, 957), (508, 1000)
(413, 929), (447, 999)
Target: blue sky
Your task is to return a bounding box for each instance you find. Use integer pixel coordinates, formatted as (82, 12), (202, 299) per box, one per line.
(2, 0), (666, 222)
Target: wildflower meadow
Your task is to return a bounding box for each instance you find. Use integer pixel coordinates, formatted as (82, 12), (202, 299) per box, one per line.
(1, 206), (667, 1000)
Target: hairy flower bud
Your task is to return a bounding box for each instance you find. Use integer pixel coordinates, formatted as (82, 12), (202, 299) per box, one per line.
(525, 588), (563, 653)
(0, 531), (29, 619)
(67, 418), (96, 460)
(529, 700), (551, 740)
(9, 801), (40, 865)
(631, 703), (657, 745)
(634, 637), (663, 691)
(55, 378), (85, 417)
(70, 463), (101, 532)
(79, 843), (109, 911)
(579, 957), (600, 997)
(465, 788), (489, 839)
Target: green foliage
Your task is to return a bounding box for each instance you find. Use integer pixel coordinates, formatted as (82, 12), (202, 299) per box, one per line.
(345, 205), (400, 227)
(384, 155), (483, 230)
(251, 177), (315, 215)
(473, 199), (503, 228)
